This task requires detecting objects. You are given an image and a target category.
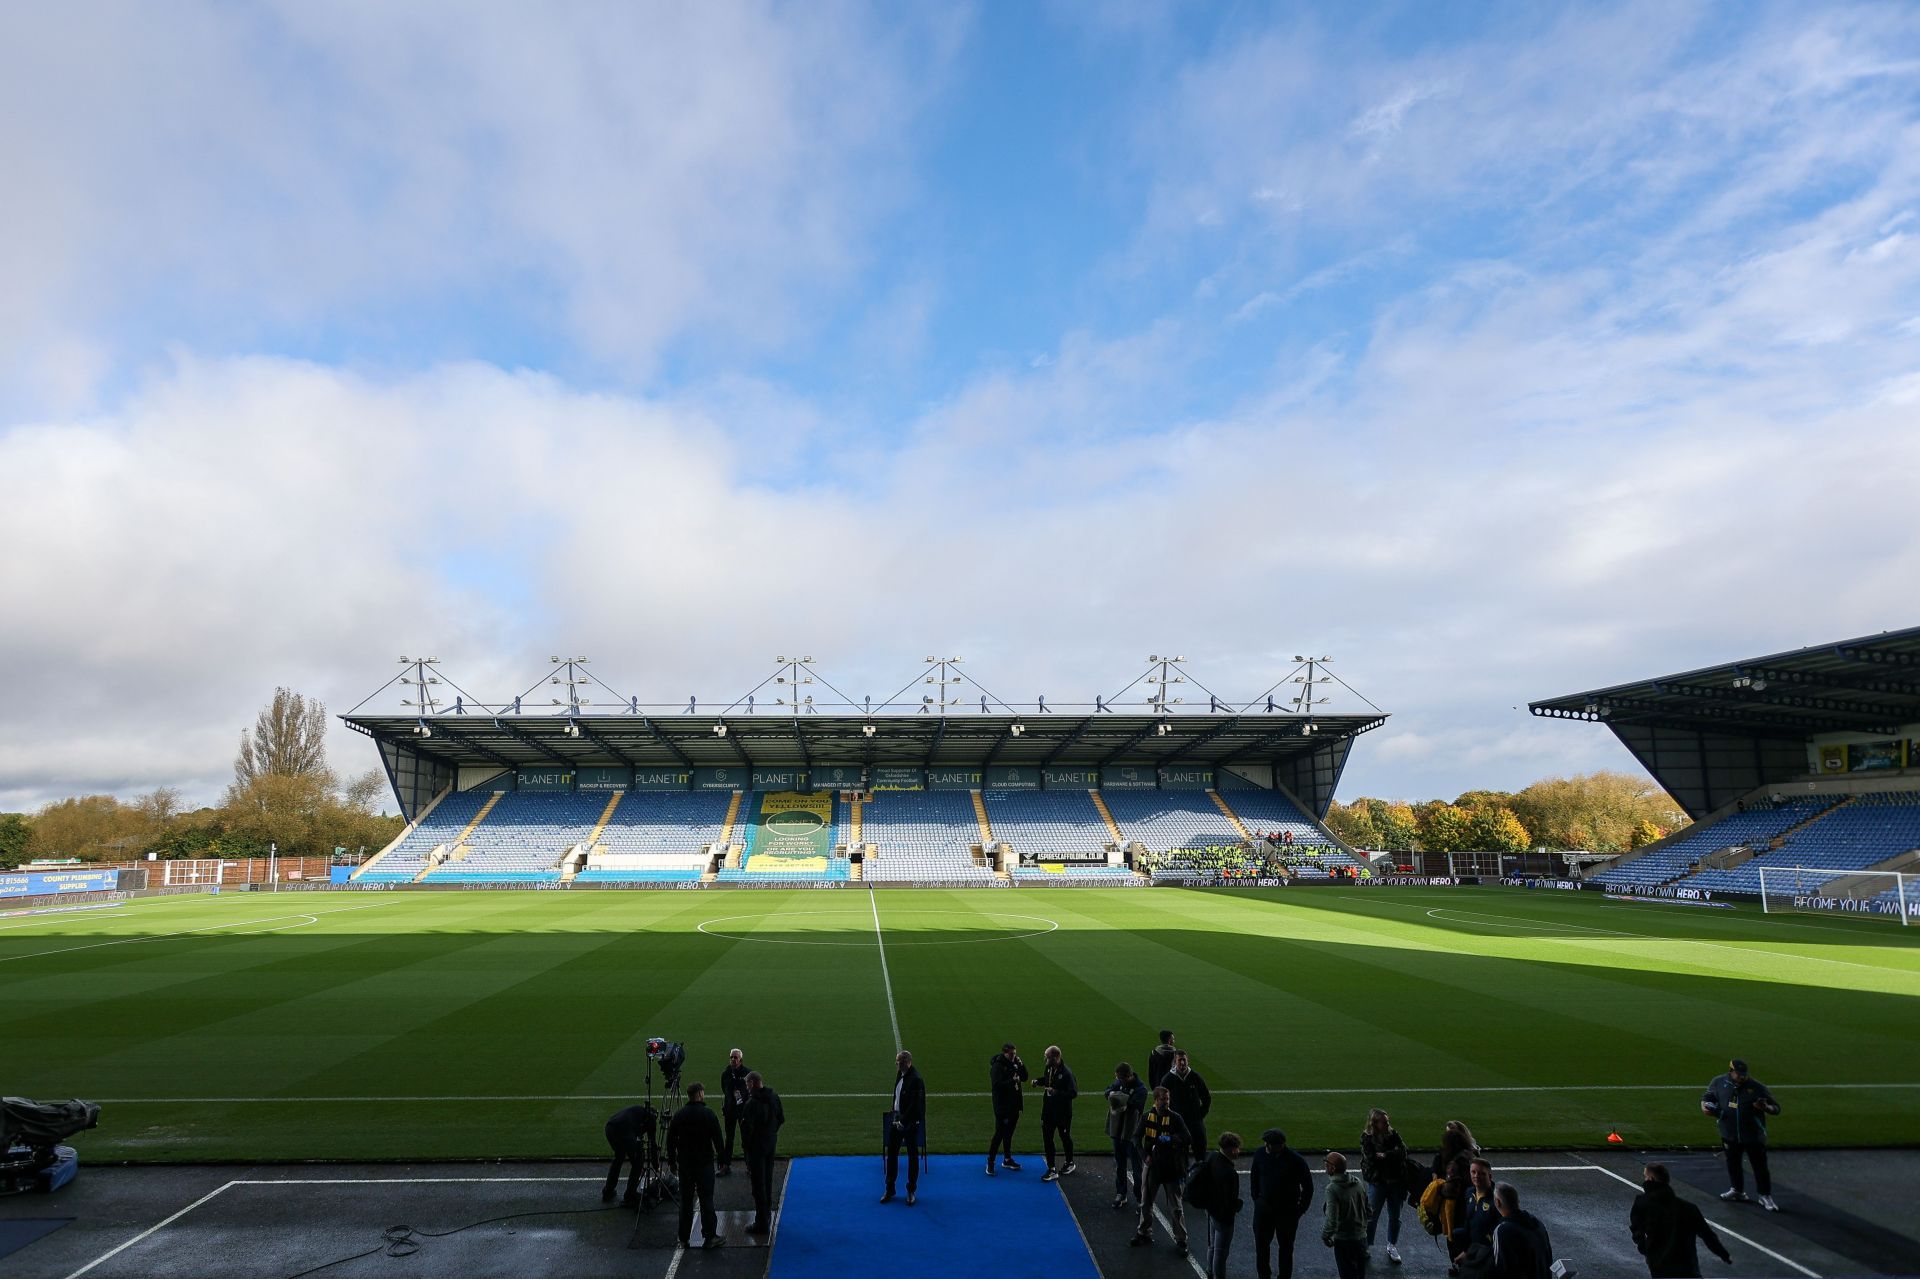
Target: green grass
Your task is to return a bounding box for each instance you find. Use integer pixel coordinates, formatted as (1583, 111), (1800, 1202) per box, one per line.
(5, 885), (1918, 1162)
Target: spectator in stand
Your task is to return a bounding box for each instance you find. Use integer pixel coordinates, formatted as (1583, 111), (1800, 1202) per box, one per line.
(1035, 1044), (1078, 1181)
(1129, 1085), (1192, 1256)
(1490, 1184), (1552, 1279)
(1361, 1108), (1409, 1265)
(1431, 1120), (1481, 1181)
(1105, 1062), (1148, 1210)
(1631, 1163), (1732, 1277)
(1323, 1150), (1370, 1279)
(986, 1042), (1028, 1174)
(1250, 1127), (1314, 1279)
(1199, 1132), (1245, 1279)
(1163, 1050), (1213, 1158)
(1701, 1058), (1782, 1211)
(1148, 1030), (1179, 1090)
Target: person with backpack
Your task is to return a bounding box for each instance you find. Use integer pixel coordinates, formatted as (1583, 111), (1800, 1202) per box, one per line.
(1701, 1058), (1782, 1211)
(1105, 1062), (1148, 1210)
(1418, 1155), (1470, 1271)
(1323, 1150), (1370, 1279)
(1430, 1120), (1480, 1182)
(1034, 1044), (1079, 1181)
(1187, 1131), (1244, 1279)
(1361, 1108), (1410, 1265)
(1631, 1163), (1732, 1277)
(1250, 1128), (1314, 1279)
(1490, 1184), (1553, 1279)
(1128, 1084), (1192, 1256)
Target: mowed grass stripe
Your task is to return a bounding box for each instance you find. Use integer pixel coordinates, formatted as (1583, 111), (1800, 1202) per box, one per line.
(7, 886), (1919, 1160)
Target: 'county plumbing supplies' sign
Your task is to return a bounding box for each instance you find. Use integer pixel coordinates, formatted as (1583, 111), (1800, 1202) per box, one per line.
(0, 869), (120, 899)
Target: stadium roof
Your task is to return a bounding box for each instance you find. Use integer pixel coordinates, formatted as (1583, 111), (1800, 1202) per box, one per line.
(1529, 625), (1920, 817)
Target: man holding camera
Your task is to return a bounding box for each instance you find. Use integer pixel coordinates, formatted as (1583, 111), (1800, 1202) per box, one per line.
(883, 1048), (926, 1205)
(740, 1071), (784, 1236)
(719, 1048), (750, 1177)
(987, 1042), (1029, 1175)
(1701, 1058), (1782, 1211)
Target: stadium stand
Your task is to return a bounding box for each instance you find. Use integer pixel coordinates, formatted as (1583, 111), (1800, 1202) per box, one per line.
(421, 792), (603, 880)
(1100, 792), (1242, 852)
(1682, 792), (1920, 893)
(1593, 797), (1835, 888)
(597, 792), (734, 854)
(861, 791), (998, 884)
(353, 790), (493, 883)
(980, 790), (1111, 855)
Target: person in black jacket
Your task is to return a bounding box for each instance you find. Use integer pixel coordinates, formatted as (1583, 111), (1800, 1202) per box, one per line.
(665, 1083), (726, 1250)
(1701, 1058), (1782, 1210)
(1035, 1044), (1078, 1181)
(883, 1049), (926, 1204)
(1129, 1084), (1192, 1256)
(1163, 1050), (1212, 1159)
(717, 1048), (750, 1176)
(601, 1102), (656, 1205)
(739, 1071), (784, 1235)
(1106, 1063), (1148, 1210)
(1148, 1030), (1179, 1091)
(987, 1042), (1029, 1174)
(1250, 1127), (1314, 1279)
(1631, 1164), (1732, 1277)
(1200, 1132), (1245, 1279)
(1361, 1107), (1410, 1264)
(1491, 1184), (1551, 1279)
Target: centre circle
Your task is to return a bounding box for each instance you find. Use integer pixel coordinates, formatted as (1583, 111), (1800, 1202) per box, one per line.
(696, 909), (1059, 947)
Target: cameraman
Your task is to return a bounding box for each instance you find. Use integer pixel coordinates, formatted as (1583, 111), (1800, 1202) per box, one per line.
(601, 1102), (654, 1205)
(719, 1048), (750, 1176)
(987, 1042), (1029, 1174)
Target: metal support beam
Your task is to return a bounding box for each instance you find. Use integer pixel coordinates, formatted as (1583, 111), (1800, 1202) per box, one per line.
(636, 716), (697, 771)
(426, 724), (517, 770)
(492, 718), (575, 767)
(1097, 723), (1163, 766)
(1153, 715), (1241, 764)
(1039, 717), (1096, 767)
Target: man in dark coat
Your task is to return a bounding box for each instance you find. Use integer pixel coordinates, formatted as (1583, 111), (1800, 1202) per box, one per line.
(883, 1048), (926, 1204)
(1631, 1164), (1732, 1277)
(1035, 1044), (1078, 1181)
(1701, 1058), (1782, 1210)
(739, 1071), (784, 1235)
(986, 1042), (1029, 1174)
(1249, 1127), (1314, 1279)
(1162, 1050), (1213, 1158)
(665, 1083), (726, 1250)
(1147, 1030), (1179, 1091)
(717, 1048), (750, 1176)
(1491, 1184), (1552, 1279)
(601, 1102), (656, 1204)
(1199, 1132), (1245, 1279)
(1105, 1063), (1148, 1209)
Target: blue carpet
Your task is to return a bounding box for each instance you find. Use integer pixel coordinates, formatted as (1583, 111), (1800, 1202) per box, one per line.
(0, 1217), (72, 1261)
(771, 1156), (1099, 1279)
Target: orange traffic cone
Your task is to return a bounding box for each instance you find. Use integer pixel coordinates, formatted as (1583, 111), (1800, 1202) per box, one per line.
(1607, 1129), (1624, 1144)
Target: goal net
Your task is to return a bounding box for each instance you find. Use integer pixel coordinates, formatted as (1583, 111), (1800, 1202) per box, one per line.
(1758, 865), (1916, 926)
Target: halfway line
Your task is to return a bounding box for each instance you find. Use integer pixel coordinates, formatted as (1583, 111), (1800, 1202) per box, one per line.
(870, 889), (902, 1053)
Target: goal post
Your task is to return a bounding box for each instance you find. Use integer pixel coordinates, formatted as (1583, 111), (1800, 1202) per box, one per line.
(1758, 865), (1916, 926)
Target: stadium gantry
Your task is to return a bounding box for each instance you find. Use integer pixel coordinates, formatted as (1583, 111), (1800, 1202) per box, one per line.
(1532, 625), (1920, 918)
(339, 654), (1387, 888)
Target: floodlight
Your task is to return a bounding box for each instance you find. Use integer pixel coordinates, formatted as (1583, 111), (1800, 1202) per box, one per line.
(713, 724), (728, 737)
(1148, 654), (1159, 662)
(1175, 656), (1186, 663)
(551, 655), (561, 663)
(862, 723), (877, 737)
(804, 656), (815, 663)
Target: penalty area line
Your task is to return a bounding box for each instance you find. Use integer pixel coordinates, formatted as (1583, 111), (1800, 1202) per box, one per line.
(1575, 1157), (1819, 1278)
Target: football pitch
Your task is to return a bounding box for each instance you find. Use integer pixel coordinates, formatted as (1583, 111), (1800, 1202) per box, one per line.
(5, 885), (1918, 1162)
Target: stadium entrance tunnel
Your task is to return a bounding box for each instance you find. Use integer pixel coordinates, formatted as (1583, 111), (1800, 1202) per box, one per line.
(696, 908), (1060, 946)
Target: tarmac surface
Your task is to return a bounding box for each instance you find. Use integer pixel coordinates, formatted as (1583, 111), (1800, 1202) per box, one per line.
(2, 1148), (1914, 1279)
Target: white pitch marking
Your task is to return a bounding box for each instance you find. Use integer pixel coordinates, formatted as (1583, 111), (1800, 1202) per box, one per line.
(870, 891), (902, 1053)
(92, 1081), (1920, 1104)
(0, 900), (394, 965)
(696, 907), (1059, 947)
(0, 912), (132, 931)
(60, 1179), (239, 1279)
(1576, 1157), (1819, 1278)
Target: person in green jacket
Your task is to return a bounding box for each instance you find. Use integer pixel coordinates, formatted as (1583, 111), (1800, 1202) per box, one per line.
(1323, 1150), (1370, 1279)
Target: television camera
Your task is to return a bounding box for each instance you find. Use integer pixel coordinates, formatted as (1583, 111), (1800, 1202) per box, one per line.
(2, 1097), (99, 1196)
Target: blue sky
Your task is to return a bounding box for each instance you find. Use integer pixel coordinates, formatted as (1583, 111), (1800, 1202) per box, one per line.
(3, 2), (1919, 809)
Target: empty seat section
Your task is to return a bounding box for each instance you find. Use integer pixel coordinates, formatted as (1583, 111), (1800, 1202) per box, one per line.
(1682, 792), (1920, 894)
(1596, 797), (1834, 888)
(429, 792), (606, 880)
(598, 792), (735, 854)
(981, 791), (1110, 855)
(1100, 793), (1240, 852)
(862, 791), (997, 884)
(355, 790), (493, 882)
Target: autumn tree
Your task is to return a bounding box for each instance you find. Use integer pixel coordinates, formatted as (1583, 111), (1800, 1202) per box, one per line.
(234, 688), (330, 787)
(1469, 806), (1532, 853)
(1416, 803), (1475, 853)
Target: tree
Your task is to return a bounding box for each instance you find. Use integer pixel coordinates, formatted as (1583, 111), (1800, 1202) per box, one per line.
(1416, 803), (1475, 853)
(1504, 772), (1685, 853)
(234, 688), (330, 788)
(28, 795), (153, 861)
(1324, 801), (1380, 849)
(1630, 819), (1666, 849)
(1469, 806), (1531, 854)
(0, 813), (32, 866)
